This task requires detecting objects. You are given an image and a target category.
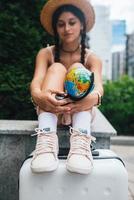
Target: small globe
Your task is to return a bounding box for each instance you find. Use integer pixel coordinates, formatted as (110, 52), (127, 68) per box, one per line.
(64, 66), (94, 100)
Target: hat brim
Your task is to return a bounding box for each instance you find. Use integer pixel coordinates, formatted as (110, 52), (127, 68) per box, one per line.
(40, 0), (95, 35)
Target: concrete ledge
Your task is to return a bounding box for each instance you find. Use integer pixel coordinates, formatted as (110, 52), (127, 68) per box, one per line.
(111, 136), (134, 146)
(0, 120), (38, 135)
(0, 108), (117, 150)
(0, 108), (116, 137)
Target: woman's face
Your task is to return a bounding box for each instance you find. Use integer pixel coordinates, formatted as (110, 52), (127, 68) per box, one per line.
(56, 11), (83, 43)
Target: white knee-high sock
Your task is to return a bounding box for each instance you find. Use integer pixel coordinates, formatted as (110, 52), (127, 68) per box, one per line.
(38, 112), (58, 132)
(72, 111), (92, 135)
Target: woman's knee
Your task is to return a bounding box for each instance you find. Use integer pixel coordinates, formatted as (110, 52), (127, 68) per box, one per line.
(48, 62), (67, 74)
(68, 62), (85, 71)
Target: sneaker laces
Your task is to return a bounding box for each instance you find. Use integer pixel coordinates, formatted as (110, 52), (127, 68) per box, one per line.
(68, 126), (96, 159)
(31, 128), (58, 158)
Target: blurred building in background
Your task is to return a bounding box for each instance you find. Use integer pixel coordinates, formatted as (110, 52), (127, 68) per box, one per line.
(112, 51), (126, 80)
(112, 20), (126, 50)
(111, 20), (126, 80)
(126, 32), (134, 77)
(89, 5), (112, 80)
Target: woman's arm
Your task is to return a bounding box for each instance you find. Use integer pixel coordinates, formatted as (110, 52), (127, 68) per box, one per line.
(30, 48), (49, 105)
(87, 53), (104, 96)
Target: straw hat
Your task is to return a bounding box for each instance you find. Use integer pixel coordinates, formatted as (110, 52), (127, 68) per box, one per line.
(40, 0), (95, 35)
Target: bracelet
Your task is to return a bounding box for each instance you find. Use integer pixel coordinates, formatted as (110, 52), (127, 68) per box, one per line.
(30, 96), (37, 107)
(91, 90), (102, 107)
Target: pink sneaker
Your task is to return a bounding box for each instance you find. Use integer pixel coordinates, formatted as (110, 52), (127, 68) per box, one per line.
(66, 127), (96, 174)
(31, 128), (59, 173)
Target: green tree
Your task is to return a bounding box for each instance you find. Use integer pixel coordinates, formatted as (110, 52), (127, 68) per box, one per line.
(100, 76), (134, 135)
(0, 0), (53, 119)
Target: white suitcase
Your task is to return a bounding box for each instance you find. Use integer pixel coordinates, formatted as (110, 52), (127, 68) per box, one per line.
(19, 149), (128, 200)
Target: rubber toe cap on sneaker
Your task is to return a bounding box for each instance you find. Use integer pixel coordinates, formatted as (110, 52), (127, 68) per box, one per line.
(67, 154), (93, 174)
(31, 153), (58, 173)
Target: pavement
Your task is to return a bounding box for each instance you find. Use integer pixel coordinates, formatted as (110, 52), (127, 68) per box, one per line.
(111, 136), (134, 200)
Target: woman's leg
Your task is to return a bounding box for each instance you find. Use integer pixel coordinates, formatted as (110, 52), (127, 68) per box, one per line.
(31, 63), (67, 173)
(67, 62), (86, 72)
(72, 111), (92, 135)
(66, 111), (95, 175)
(38, 63), (67, 131)
(42, 62), (67, 93)
(66, 62), (95, 174)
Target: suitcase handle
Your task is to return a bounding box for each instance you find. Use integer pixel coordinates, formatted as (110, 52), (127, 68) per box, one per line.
(22, 151), (125, 167)
(93, 156), (125, 166)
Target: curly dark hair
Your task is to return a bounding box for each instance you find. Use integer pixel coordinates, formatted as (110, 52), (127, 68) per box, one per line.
(52, 4), (87, 65)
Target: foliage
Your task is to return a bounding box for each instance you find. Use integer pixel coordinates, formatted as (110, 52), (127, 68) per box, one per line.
(0, 0), (53, 119)
(100, 75), (134, 135)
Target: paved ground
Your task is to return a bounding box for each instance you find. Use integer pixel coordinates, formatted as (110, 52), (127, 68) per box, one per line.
(111, 143), (134, 200)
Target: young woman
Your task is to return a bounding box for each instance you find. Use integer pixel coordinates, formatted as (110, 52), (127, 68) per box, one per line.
(30, 0), (103, 174)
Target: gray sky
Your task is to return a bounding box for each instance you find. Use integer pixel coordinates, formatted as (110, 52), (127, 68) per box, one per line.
(91, 0), (134, 33)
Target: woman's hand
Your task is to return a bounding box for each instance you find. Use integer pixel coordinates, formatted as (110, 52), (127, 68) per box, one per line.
(66, 93), (98, 114)
(32, 89), (72, 114)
